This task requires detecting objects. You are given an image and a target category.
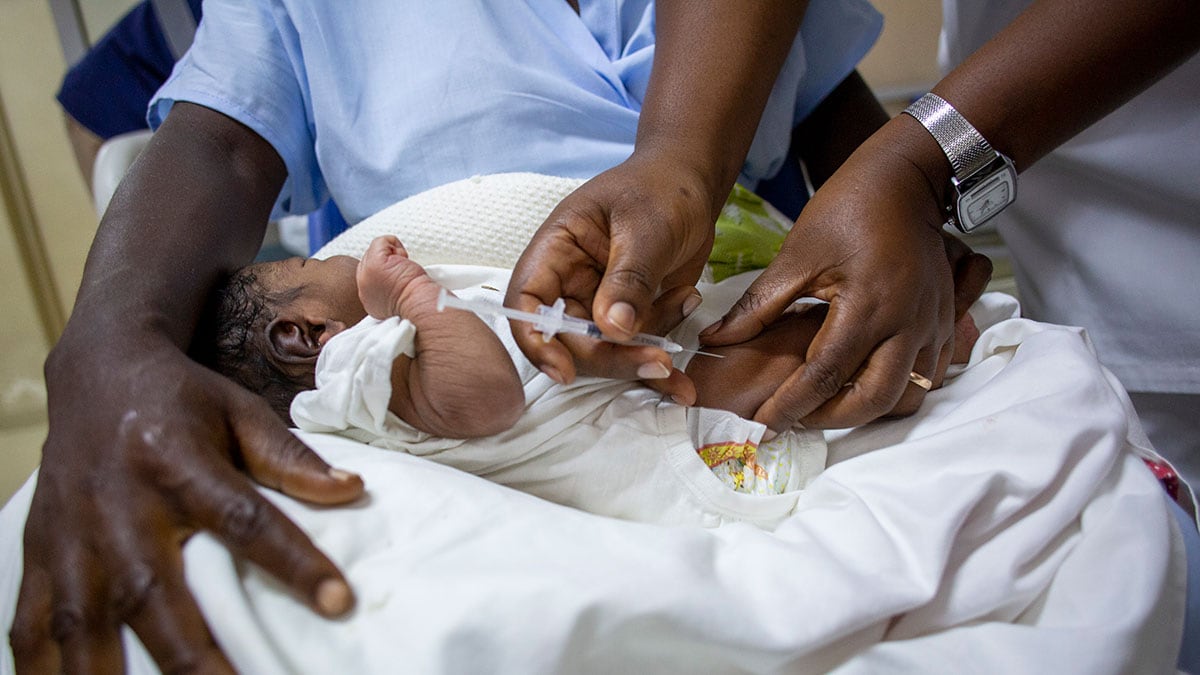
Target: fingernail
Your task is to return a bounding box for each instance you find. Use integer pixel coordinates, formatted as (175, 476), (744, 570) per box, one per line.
(762, 429), (778, 442)
(541, 366), (565, 385)
(637, 362), (671, 380)
(682, 293), (702, 318)
(698, 319), (723, 338)
(671, 394), (687, 405)
(315, 578), (353, 616)
(328, 468), (357, 482)
(607, 302), (636, 334)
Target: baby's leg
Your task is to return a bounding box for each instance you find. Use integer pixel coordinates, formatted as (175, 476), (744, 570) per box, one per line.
(687, 304), (826, 420)
(687, 304), (979, 420)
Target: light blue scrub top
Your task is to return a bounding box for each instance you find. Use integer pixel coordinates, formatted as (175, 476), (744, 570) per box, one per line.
(150, 0), (881, 225)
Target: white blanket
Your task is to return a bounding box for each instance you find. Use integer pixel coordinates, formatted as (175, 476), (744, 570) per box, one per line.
(0, 290), (1186, 674)
(0, 173), (1188, 672)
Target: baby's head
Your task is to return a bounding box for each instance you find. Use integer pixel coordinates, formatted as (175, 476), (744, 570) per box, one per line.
(192, 254), (363, 423)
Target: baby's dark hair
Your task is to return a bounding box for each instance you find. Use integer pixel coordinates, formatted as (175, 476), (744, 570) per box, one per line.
(191, 265), (314, 425)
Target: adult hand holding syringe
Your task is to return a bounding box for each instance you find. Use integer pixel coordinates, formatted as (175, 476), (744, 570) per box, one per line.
(437, 289), (722, 357)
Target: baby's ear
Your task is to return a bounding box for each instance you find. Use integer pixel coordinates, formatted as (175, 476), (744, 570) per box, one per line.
(267, 318), (323, 365)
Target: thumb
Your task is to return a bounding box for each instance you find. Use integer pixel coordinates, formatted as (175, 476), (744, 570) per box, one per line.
(642, 284), (703, 336)
(591, 241), (676, 341)
(699, 263), (808, 347)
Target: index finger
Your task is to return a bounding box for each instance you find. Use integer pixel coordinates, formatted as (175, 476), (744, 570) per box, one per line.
(506, 285), (588, 385)
(508, 291), (677, 389)
(229, 394), (364, 505)
(10, 563), (59, 673)
(699, 260), (808, 347)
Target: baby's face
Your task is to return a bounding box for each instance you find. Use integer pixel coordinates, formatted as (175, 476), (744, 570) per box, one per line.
(259, 255), (366, 329)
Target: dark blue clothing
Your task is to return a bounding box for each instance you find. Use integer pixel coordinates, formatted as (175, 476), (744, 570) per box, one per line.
(56, 0), (202, 139)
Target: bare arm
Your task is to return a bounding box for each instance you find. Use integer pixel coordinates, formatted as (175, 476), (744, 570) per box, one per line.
(704, 0), (1200, 432)
(634, 1), (810, 218)
(356, 236), (524, 438)
(508, 1), (809, 398)
(72, 103), (278, 346)
(933, 0), (1199, 175)
(11, 102), (363, 672)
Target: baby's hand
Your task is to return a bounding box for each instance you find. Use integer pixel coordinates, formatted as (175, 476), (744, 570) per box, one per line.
(357, 235), (439, 318)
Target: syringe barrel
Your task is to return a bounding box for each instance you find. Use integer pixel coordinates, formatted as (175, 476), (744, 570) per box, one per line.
(556, 314), (682, 353)
(554, 313), (604, 339)
(620, 332), (683, 353)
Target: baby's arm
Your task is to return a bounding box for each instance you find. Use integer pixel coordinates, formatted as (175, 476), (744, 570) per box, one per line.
(357, 235), (523, 437)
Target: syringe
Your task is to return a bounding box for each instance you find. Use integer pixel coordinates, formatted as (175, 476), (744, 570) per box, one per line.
(436, 289), (723, 357)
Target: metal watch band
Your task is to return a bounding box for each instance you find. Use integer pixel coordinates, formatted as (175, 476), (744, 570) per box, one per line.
(902, 93), (997, 182)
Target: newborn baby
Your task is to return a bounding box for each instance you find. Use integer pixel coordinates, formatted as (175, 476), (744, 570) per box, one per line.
(194, 235), (979, 527)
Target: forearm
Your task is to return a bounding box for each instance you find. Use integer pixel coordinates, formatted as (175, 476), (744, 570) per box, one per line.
(53, 103), (285, 367)
(900, 0), (1200, 195)
(21, 105), (361, 675)
(638, 1), (809, 215)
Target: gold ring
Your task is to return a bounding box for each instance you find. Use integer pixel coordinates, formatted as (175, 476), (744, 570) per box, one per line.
(907, 371), (933, 391)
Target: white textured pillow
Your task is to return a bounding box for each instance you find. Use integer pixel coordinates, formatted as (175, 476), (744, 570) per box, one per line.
(313, 173), (586, 265)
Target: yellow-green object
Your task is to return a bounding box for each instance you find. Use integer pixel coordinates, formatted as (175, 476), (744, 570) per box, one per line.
(707, 184), (792, 282)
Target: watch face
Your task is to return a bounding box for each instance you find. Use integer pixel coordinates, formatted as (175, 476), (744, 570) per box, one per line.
(956, 161), (1017, 232)
(966, 179), (1011, 222)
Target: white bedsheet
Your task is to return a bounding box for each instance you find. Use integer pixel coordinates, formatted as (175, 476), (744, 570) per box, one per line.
(0, 290), (1187, 674)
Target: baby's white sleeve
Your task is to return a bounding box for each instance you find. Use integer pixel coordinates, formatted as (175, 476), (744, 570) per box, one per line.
(291, 316), (412, 434)
(290, 317), (464, 453)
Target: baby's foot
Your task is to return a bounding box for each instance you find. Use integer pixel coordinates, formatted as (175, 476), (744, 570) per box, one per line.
(952, 312), (980, 364)
(357, 235), (444, 319)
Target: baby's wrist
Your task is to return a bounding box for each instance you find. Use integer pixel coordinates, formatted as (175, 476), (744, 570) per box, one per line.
(389, 273), (445, 322)
(356, 253), (441, 320)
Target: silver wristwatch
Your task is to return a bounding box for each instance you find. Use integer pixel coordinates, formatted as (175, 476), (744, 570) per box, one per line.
(902, 93), (1016, 233)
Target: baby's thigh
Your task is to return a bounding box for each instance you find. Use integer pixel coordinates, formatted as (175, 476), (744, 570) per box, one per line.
(687, 304), (827, 419)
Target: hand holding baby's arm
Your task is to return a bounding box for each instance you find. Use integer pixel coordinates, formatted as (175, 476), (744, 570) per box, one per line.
(356, 236), (524, 437)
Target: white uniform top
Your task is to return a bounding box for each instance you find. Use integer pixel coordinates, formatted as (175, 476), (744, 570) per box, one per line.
(150, 0), (882, 225)
(940, 0), (1200, 394)
(290, 268), (828, 530)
